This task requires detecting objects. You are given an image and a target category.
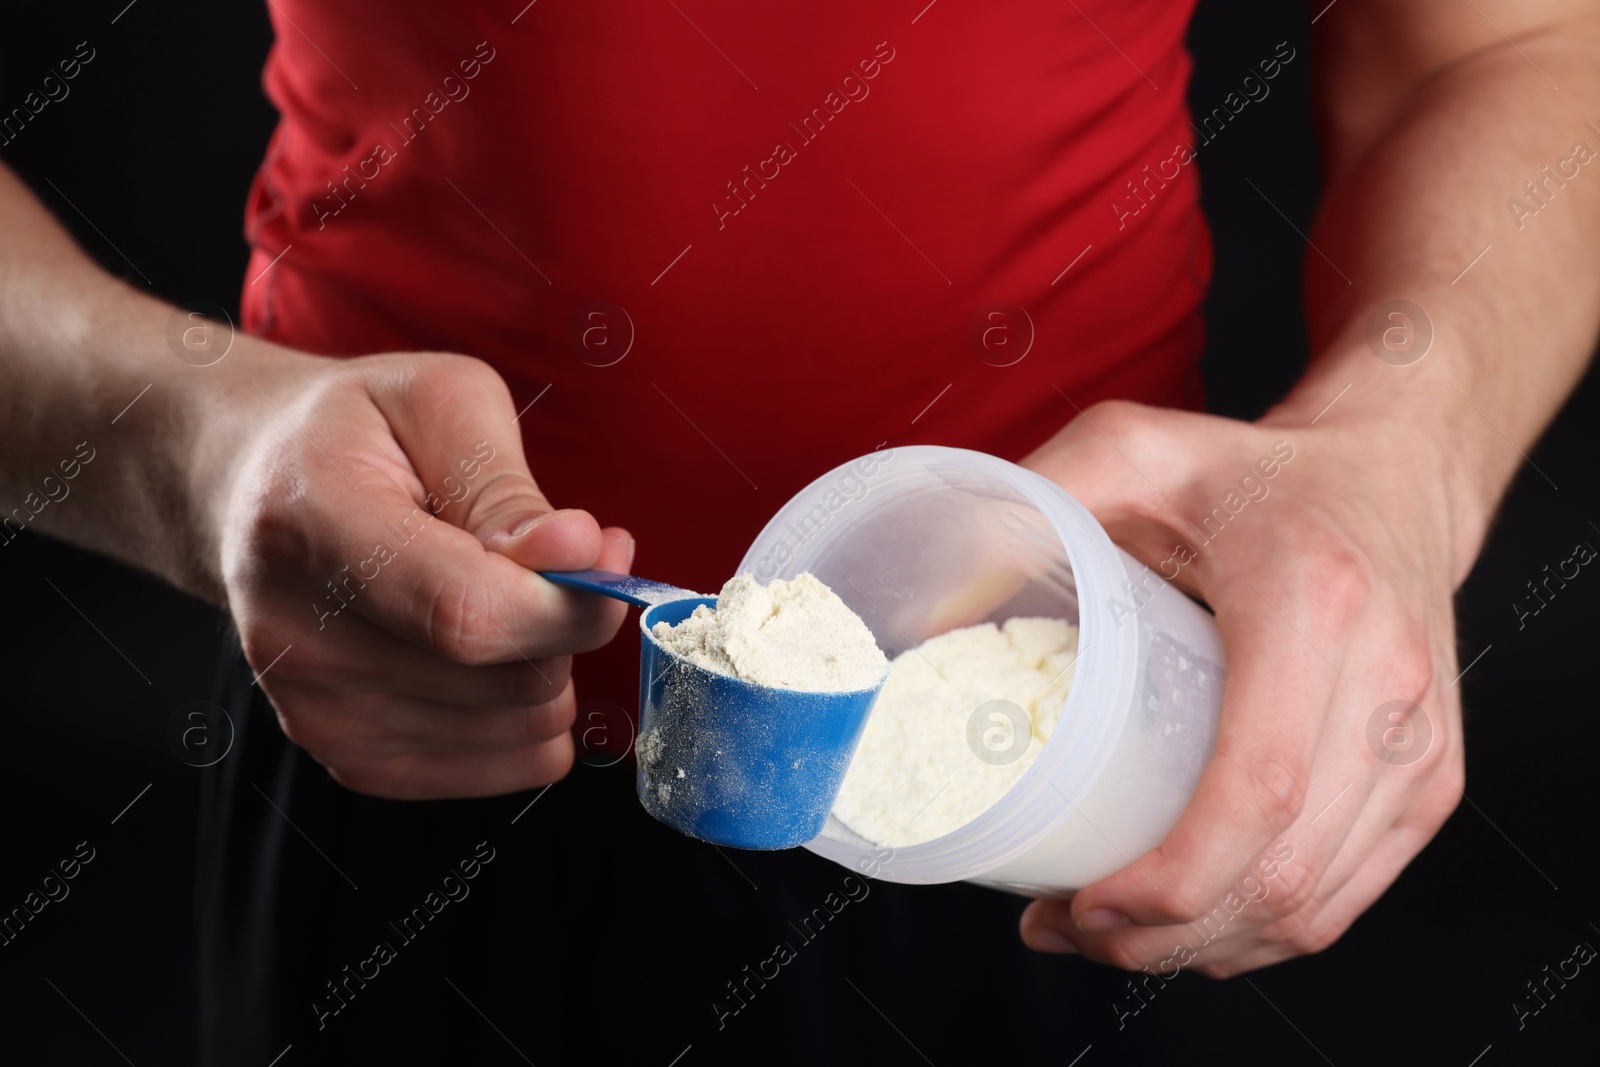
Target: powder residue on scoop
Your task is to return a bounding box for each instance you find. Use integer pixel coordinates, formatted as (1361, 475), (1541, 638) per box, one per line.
(650, 572), (887, 692)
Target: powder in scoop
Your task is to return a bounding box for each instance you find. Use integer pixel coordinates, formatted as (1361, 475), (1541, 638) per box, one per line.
(832, 617), (1079, 846)
(650, 572), (887, 691)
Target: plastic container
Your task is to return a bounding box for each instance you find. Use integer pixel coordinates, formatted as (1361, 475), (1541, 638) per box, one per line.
(735, 445), (1226, 894)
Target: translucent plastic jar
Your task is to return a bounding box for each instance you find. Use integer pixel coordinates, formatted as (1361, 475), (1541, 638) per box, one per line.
(736, 446), (1226, 893)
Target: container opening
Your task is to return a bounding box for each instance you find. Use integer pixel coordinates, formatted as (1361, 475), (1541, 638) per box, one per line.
(743, 455), (1082, 850)
(794, 459), (1079, 654)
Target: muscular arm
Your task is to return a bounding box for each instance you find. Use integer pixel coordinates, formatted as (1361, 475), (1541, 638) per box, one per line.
(1282, 0), (1600, 567)
(0, 162), (299, 600)
(0, 160), (633, 798)
(1021, 0), (1600, 974)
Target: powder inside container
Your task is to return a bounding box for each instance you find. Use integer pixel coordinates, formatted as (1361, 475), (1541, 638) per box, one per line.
(649, 572), (887, 692)
(832, 617), (1079, 846)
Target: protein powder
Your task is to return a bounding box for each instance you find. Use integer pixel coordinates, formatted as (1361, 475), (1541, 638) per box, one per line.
(833, 617), (1079, 846)
(650, 572), (887, 692)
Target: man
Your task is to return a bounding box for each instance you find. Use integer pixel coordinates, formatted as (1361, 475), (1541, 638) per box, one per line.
(2, 0), (1595, 1062)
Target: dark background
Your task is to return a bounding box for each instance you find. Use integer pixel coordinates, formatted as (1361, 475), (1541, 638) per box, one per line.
(1, 1), (1595, 1063)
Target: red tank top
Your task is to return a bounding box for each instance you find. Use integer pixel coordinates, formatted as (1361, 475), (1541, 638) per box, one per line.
(241, 0), (1210, 718)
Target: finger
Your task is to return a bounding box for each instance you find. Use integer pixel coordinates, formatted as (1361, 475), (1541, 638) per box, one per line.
(1175, 621), (1456, 947)
(1021, 897), (1083, 955)
(1019, 400), (1215, 599)
(1141, 682), (1386, 945)
(330, 730), (577, 800)
(376, 684), (579, 754)
(1193, 823), (1435, 977)
(1069, 549), (1354, 931)
(364, 353), (608, 559)
(1048, 709), (1457, 973)
(276, 468), (623, 662)
(299, 354), (626, 659)
(1024, 824), (1338, 972)
(295, 684), (579, 761)
(593, 523), (636, 575)
(1024, 892), (1271, 972)
(1021, 832), (1301, 971)
(1020, 400), (1190, 520)
(1234, 720), (1461, 951)
(266, 591), (572, 706)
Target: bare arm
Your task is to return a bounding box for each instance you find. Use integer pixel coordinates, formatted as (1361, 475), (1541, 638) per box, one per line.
(0, 161), (304, 600)
(1021, 0), (1600, 974)
(1282, 0), (1600, 565)
(0, 160), (633, 797)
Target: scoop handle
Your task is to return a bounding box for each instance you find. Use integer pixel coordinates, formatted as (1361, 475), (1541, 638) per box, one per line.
(537, 568), (703, 609)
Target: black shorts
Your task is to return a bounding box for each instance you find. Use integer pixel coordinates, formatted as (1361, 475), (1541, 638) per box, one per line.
(196, 644), (1103, 1065)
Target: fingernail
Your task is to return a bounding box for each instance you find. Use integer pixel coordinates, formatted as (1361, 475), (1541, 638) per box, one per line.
(510, 514), (546, 539)
(626, 536), (637, 571)
(1077, 908), (1130, 933)
(1025, 927), (1079, 954)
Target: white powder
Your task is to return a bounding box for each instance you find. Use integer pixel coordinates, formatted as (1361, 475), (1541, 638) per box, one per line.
(651, 572), (887, 692)
(832, 617), (1079, 846)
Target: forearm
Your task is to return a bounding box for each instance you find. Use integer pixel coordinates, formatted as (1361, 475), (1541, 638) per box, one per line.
(0, 161), (314, 601)
(1265, 14), (1600, 583)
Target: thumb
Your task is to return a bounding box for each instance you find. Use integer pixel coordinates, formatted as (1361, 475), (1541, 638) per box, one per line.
(1020, 399), (1226, 601)
(1020, 399), (1179, 520)
(365, 353), (604, 571)
(1021, 400), (1204, 547)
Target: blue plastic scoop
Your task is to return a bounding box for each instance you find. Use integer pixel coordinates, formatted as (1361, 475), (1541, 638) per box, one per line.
(539, 569), (886, 849)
